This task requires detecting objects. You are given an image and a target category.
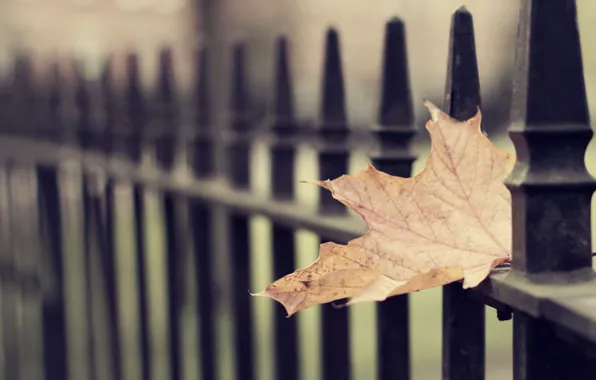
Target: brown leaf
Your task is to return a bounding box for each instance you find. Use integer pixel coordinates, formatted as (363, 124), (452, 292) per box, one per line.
(254, 102), (516, 316)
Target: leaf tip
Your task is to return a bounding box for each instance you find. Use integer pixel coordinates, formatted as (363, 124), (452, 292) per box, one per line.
(248, 289), (267, 298)
(365, 160), (377, 170)
(423, 100), (445, 123)
(299, 179), (327, 187)
(252, 284), (306, 317)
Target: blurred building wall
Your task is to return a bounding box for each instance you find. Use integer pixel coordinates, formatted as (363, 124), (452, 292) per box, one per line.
(3, 0), (596, 133)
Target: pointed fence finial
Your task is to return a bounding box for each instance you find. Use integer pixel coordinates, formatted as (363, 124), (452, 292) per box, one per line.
(191, 45), (215, 178)
(45, 62), (62, 142)
(506, 0), (595, 276)
(371, 16), (416, 177)
(100, 56), (114, 112)
(157, 47), (175, 105)
(154, 47), (178, 170)
(317, 27), (350, 215)
(11, 55), (35, 136)
(101, 56), (115, 154)
(230, 42), (248, 123)
(74, 61), (92, 149)
(270, 35), (298, 199)
(196, 46), (210, 128)
(273, 36), (295, 126)
(74, 62), (90, 117)
(126, 53), (144, 119)
(379, 17), (413, 126)
(123, 52), (144, 161)
(444, 6), (480, 120)
(227, 41), (252, 188)
(320, 28), (346, 124)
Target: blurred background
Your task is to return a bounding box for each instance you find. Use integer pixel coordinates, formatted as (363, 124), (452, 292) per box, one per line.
(2, 0), (596, 379)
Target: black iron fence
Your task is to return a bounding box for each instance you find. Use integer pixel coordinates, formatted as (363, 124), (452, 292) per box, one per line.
(0, 0), (595, 379)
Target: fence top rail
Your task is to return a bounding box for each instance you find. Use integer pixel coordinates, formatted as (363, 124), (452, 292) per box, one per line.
(1, 134), (596, 346)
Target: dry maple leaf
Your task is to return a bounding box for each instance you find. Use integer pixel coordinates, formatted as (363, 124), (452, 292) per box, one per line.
(254, 101), (516, 316)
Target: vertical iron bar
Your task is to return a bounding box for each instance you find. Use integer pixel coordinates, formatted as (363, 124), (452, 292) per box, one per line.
(371, 17), (416, 380)
(38, 70), (68, 379)
(133, 185), (151, 380)
(101, 180), (122, 380)
(84, 175), (122, 380)
(81, 177), (98, 380)
(506, 0), (596, 379)
(190, 201), (216, 380)
(227, 42), (254, 380)
(58, 161), (92, 380)
(37, 165), (68, 380)
(441, 8), (485, 380)
(155, 47), (185, 379)
(96, 59), (123, 378)
(189, 44), (217, 380)
(317, 28), (351, 380)
(270, 36), (299, 380)
(199, 0), (225, 176)
(0, 165), (21, 380)
(9, 166), (45, 380)
(118, 55), (151, 380)
(229, 212), (252, 380)
(162, 192), (185, 380)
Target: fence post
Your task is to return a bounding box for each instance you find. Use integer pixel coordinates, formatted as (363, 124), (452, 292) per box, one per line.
(506, 0), (596, 378)
(371, 17), (415, 380)
(440, 7), (485, 380)
(316, 28), (352, 380)
(269, 35), (300, 380)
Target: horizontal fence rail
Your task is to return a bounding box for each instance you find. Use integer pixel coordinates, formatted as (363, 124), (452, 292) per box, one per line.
(0, 1), (595, 380)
